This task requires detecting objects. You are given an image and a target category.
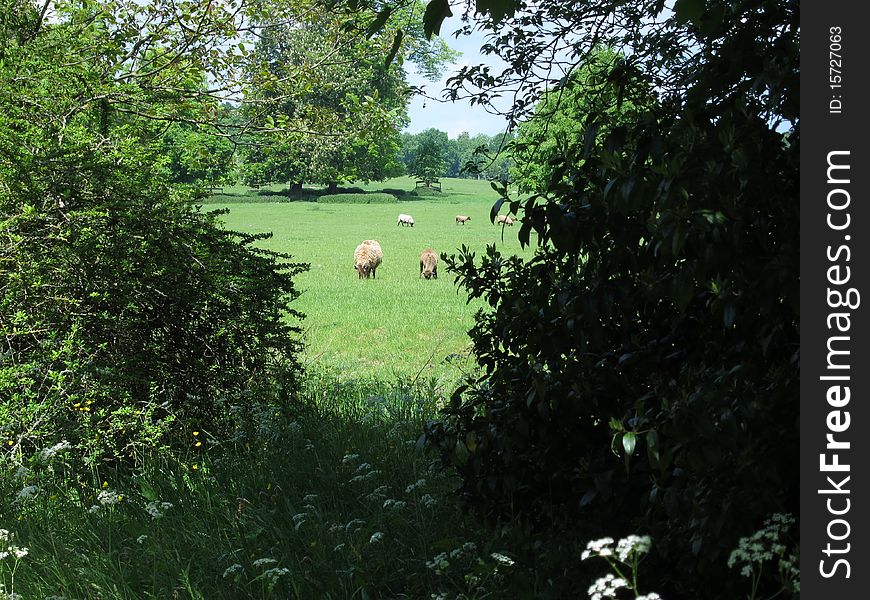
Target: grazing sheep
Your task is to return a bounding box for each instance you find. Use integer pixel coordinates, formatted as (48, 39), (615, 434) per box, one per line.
(455, 215), (471, 224)
(397, 213), (415, 227)
(495, 215), (515, 226)
(419, 248), (438, 280)
(354, 239), (383, 279)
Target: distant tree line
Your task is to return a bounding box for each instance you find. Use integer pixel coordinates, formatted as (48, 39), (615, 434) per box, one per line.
(399, 128), (513, 183)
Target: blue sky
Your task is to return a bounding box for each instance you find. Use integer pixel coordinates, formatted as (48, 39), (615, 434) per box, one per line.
(404, 18), (509, 138)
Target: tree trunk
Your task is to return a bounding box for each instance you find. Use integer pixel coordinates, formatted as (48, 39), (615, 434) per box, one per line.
(326, 181), (338, 194)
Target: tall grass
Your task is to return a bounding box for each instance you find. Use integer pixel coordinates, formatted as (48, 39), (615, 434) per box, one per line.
(1, 371), (588, 599)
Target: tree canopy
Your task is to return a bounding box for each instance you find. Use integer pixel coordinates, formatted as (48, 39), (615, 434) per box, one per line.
(239, 1), (458, 188)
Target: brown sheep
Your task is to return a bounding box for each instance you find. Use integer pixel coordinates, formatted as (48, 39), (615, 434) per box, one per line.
(495, 215), (515, 226)
(455, 215), (471, 225)
(419, 248), (438, 280)
(354, 240), (383, 279)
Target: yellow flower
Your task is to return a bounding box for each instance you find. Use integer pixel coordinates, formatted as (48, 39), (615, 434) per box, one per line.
(102, 481), (109, 489)
(193, 431), (200, 436)
(192, 464), (199, 471)
(194, 441), (202, 448)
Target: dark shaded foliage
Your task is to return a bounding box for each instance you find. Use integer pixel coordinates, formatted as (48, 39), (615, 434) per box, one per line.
(417, 0), (799, 598)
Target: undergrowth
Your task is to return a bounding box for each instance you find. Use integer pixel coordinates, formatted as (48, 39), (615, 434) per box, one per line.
(0, 370), (591, 599)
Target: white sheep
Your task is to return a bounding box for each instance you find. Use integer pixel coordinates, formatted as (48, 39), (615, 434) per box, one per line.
(354, 239), (383, 279)
(495, 215), (515, 226)
(397, 213), (415, 227)
(419, 248), (438, 280)
(455, 215), (471, 224)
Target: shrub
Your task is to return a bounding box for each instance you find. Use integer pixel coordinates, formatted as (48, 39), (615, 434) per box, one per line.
(0, 131), (308, 462)
(426, 1), (798, 597)
(0, 13), (309, 460)
(317, 193), (397, 204)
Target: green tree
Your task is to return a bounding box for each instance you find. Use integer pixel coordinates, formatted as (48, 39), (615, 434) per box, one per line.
(408, 127), (449, 185)
(241, 1), (456, 189)
(510, 49), (646, 193)
(161, 124), (236, 186)
(0, 0), (306, 460)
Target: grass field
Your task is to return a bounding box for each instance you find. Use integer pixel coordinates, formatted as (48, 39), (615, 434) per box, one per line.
(210, 177), (534, 382)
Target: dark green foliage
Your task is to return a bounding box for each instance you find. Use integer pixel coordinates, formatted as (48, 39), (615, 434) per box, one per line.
(423, 0), (799, 597)
(161, 124), (236, 186)
(317, 193), (398, 204)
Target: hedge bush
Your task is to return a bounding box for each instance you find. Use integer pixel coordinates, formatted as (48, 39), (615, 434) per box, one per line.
(317, 192), (398, 204)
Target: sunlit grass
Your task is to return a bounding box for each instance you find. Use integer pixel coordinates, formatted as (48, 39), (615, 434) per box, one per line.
(212, 177), (534, 381)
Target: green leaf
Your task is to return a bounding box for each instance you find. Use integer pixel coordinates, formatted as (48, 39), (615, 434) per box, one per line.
(384, 30), (404, 69)
(646, 430), (660, 463)
(367, 8), (393, 38)
(622, 431), (637, 456)
(490, 197), (505, 222)
(674, 0), (705, 25)
(423, 0), (453, 40)
(475, 0), (520, 25)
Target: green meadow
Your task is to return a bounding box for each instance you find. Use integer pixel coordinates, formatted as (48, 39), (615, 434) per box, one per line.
(209, 177), (534, 382)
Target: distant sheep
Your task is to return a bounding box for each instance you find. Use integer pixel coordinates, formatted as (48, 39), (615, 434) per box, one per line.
(354, 239), (383, 279)
(455, 215), (471, 225)
(397, 213), (415, 227)
(419, 248), (438, 280)
(495, 215), (515, 226)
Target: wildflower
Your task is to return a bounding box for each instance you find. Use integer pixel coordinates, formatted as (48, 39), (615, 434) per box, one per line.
(302, 494), (318, 503)
(38, 441), (71, 461)
(616, 535), (652, 562)
(369, 532), (384, 544)
(341, 453), (360, 465)
(261, 566), (290, 585)
(582, 537), (615, 560)
(13, 466), (29, 480)
(136, 535), (148, 544)
(587, 573), (628, 600)
(15, 485), (39, 503)
(491, 552), (515, 566)
(419, 494), (437, 508)
(292, 513), (307, 531)
(344, 518), (365, 533)
(355, 462), (372, 473)
(383, 499), (407, 510)
(96, 490), (120, 507)
(333, 543), (346, 552)
(45, 596), (68, 600)
(426, 552), (450, 574)
(405, 478), (427, 494)
(0, 530), (28, 562)
(636, 594), (663, 600)
(144, 501), (173, 520)
(253, 557), (278, 568)
(223, 563), (243, 578)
